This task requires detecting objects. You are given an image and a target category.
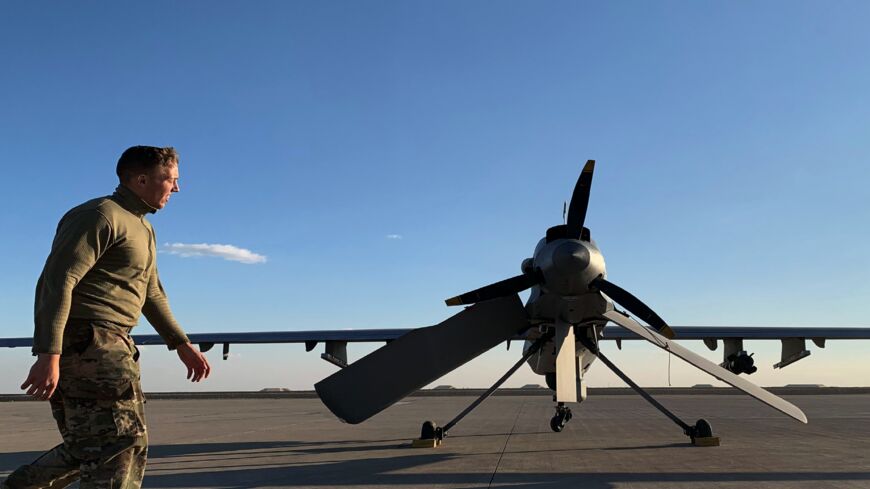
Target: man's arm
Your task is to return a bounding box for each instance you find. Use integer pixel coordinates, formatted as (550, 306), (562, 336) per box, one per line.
(143, 265), (210, 381)
(25, 209), (112, 400)
(33, 210), (113, 354)
(141, 268), (190, 349)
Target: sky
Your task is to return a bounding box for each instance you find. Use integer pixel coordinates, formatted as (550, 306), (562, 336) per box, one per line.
(1, 1), (869, 394)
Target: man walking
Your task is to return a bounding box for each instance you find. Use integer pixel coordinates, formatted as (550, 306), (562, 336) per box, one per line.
(3, 146), (211, 489)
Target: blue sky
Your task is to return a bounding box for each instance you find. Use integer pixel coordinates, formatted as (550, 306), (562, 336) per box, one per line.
(1, 1), (869, 393)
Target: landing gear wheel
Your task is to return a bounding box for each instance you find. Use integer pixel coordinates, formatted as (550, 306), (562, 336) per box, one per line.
(550, 404), (573, 433)
(420, 420), (443, 440)
(692, 418), (713, 439)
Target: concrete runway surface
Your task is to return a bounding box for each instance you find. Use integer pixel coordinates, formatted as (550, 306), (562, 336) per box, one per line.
(2, 393), (869, 488)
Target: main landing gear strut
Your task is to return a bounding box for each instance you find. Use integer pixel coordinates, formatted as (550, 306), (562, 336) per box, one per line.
(578, 337), (719, 446)
(416, 332), (553, 446)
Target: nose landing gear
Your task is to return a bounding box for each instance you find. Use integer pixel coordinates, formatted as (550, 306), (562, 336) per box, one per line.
(550, 402), (573, 432)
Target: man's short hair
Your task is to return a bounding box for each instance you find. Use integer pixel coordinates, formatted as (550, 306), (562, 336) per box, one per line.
(116, 146), (179, 182)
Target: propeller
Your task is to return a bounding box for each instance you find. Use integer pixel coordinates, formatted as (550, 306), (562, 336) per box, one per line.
(315, 295), (530, 424)
(591, 277), (676, 339)
(603, 309), (807, 423)
(445, 160), (596, 306)
(445, 272), (541, 306)
(566, 160), (595, 239)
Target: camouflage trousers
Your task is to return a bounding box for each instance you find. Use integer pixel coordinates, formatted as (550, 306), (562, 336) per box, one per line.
(3, 321), (148, 489)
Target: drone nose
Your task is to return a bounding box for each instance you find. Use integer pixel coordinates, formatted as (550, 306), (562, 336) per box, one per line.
(552, 241), (590, 272)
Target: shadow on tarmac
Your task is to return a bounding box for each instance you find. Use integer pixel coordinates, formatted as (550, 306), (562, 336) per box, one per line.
(4, 440), (870, 488)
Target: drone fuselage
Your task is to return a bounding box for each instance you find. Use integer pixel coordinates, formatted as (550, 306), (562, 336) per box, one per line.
(530, 235), (607, 297)
(523, 235), (610, 377)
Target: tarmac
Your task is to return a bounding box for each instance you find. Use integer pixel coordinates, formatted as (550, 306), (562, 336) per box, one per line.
(1, 391), (869, 488)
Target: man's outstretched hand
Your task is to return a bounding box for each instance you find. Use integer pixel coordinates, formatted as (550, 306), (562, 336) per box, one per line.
(21, 354), (60, 401)
(176, 342), (211, 382)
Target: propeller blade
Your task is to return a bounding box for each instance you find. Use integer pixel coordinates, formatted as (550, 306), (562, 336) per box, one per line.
(565, 160), (595, 239)
(554, 323), (577, 403)
(445, 272), (540, 306)
(603, 309), (808, 424)
(315, 295), (531, 424)
(592, 277), (676, 339)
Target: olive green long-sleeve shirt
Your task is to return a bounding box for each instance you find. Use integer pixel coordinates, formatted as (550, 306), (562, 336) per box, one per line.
(33, 185), (190, 354)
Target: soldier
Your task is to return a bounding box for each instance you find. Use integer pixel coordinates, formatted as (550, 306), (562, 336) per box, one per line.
(2, 146), (211, 489)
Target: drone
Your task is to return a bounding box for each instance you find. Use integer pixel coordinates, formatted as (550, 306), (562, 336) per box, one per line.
(314, 161), (807, 445)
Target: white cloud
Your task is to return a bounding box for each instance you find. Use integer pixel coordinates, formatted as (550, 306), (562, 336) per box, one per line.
(161, 243), (267, 264)
(385, 234), (403, 240)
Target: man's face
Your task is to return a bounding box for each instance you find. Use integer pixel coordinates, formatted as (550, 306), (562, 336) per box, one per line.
(136, 162), (180, 210)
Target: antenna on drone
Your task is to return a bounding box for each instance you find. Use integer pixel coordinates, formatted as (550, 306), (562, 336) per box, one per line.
(562, 201), (567, 224)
